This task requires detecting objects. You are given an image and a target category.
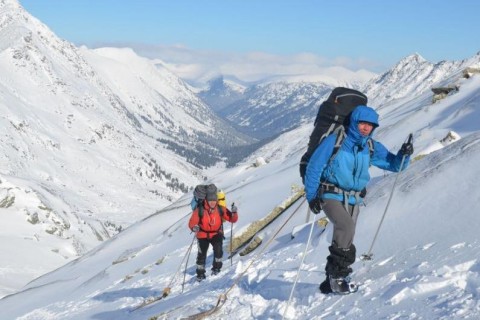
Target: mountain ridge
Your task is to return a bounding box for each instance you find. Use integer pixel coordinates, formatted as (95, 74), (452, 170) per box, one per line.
(0, 0), (252, 295)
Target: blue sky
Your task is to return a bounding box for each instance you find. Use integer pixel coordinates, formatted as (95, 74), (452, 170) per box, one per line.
(19, 0), (480, 82)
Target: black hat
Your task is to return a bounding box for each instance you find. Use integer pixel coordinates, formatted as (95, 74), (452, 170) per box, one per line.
(206, 191), (218, 201)
(206, 184), (218, 201)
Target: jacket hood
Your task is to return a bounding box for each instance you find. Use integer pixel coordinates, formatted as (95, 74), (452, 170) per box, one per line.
(350, 105), (379, 128)
(346, 105), (379, 145)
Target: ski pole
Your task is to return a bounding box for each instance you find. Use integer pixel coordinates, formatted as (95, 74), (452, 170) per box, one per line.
(305, 200), (311, 224)
(361, 133), (413, 261)
(230, 202), (235, 267)
(181, 234), (196, 293)
(283, 209), (317, 320)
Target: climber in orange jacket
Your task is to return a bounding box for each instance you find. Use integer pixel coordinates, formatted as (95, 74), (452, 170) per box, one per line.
(188, 184), (238, 281)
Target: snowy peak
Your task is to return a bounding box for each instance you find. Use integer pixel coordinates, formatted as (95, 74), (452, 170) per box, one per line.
(364, 53), (464, 106)
(198, 75), (246, 112)
(0, 0), (22, 13)
(397, 52), (427, 66)
(0, 0), (256, 296)
(0, 0), (108, 98)
(207, 75), (247, 96)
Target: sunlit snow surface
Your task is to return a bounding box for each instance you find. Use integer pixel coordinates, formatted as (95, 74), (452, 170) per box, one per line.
(1, 0), (480, 318)
(2, 78), (480, 318)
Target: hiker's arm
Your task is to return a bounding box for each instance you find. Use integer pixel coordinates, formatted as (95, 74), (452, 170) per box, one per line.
(224, 208), (238, 223)
(188, 210), (200, 230)
(371, 141), (410, 172)
(305, 135), (336, 202)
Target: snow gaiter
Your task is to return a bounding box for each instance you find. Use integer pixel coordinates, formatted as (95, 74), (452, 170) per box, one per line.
(325, 243), (356, 278)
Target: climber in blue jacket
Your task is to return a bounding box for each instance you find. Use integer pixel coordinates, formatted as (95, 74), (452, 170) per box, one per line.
(305, 105), (413, 294)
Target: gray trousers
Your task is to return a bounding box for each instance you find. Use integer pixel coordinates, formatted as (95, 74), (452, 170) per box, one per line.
(323, 199), (360, 249)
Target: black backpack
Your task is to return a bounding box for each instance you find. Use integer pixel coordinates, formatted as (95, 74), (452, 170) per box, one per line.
(299, 87), (368, 183)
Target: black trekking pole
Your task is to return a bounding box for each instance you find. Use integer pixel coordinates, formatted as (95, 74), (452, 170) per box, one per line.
(181, 234), (196, 293)
(230, 202), (235, 267)
(361, 133), (413, 261)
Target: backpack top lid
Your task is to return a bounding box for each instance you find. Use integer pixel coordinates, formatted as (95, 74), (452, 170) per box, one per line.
(193, 183), (218, 201)
(327, 87), (368, 105)
(315, 87), (368, 127)
(193, 185), (208, 201)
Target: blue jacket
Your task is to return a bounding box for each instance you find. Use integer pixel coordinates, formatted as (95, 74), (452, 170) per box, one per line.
(305, 105), (410, 205)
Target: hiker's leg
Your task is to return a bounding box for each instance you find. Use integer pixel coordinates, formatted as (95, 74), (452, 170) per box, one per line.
(211, 234), (224, 271)
(196, 238), (209, 276)
(322, 199), (358, 278)
(323, 199), (357, 248)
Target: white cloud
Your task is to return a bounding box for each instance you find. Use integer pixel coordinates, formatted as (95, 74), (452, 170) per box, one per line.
(90, 42), (382, 83)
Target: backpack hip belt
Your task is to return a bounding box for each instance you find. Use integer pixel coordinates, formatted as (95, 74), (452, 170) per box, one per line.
(199, 228), (221, 237)
(321, 183), (344, 194)
(321, 183), (361, 210)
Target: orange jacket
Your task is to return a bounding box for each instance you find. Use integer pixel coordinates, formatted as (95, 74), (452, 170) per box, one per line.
(188, 201), (238, 239)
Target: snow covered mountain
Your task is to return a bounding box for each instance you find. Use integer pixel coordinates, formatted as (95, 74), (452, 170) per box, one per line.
(201, 54), (480, 142)
(1, 68), (479, 319)
(200, 68), (375, 140)
(2, 0), (480, 313)
(364, 52), (480, 107)
(0, 0), (251, 295)
(197, 75), (247, 112)
(217, 81), (333, 139)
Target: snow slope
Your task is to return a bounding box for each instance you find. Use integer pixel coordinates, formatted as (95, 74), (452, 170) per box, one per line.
(1, 73), (479, 319)
(0, 0), (252, 296)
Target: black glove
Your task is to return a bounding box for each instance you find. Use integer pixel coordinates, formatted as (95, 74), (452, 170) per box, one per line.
(308, 198), (323, 214)
(400, 142), (414, 156)
(231, 205), (237, 213)
(192, 225), (200, 233)
(360, 187), (367, 198)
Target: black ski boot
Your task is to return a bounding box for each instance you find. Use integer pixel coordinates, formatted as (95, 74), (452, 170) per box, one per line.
(196, 273), (206, 282)
(319, 277), (332, 294)
(211, 268), (221, 275)
(196, 268), (206, 282)
(329, 276), (358, 294)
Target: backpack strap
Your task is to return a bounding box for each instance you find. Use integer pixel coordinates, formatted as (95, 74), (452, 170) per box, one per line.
(197, 202), (225, 238)
(320, 130), (374, 209)
(319, 115), (340, 146)
(329, 126), (346, 163)
(316, 126), (345, 201)
(198, 202), (224, 220)
(198, 200), (204, 219)
(331, 129), (374, 165)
